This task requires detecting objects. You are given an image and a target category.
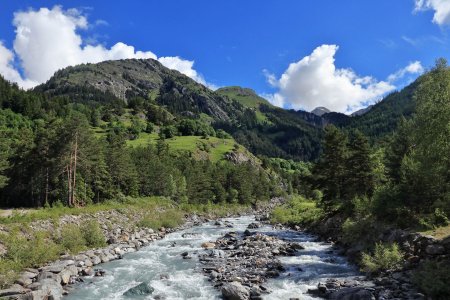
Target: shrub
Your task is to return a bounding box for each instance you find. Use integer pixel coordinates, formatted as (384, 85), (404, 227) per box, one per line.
(413, 260), (450, 299)
(0, 230), (62, 287)
(137, 209), (184, 230)
(361, 242), (403, 273)
(341, 215), (381, 245)
(270, 196), (323, 225)
(81, 221), (106, 248)
(58, 224), (86, 253)
(1, 230), (61, 268)
(0, 260), (19, 289)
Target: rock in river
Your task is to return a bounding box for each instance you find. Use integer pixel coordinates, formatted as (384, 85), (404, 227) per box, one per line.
(221, 281), (250, 300)
(123, 282), (154, 297)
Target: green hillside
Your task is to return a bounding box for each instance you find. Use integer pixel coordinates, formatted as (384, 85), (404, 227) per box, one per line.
(216, 86), (272, 122)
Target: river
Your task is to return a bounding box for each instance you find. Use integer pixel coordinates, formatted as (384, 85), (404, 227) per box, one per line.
(66, 216), (361, 299)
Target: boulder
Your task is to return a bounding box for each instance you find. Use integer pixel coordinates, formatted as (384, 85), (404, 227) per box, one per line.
(201, 242), (216, 249)
(39, 278), (64, 300)
(0, 285), (29, 297)
(221, 282), (250, 300)
(123, 282), (154, 297)
(329, 287), (375, 300)
(425, 244), (445, 255)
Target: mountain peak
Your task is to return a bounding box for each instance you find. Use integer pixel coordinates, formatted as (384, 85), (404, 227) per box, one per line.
(311, 106), (331, 117)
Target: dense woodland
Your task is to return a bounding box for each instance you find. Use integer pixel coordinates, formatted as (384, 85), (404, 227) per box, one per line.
(308, 59), (450, 230)
(0, 57), (448, 233)
(0, 75), (280, 208)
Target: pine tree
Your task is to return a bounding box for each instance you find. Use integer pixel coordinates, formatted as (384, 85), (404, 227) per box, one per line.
(345, 130), (375, 198)
(314, 125), (349, 209)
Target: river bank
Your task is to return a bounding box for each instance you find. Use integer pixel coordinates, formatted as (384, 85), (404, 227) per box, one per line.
(0, 198), (281, 299)
(286, 214), (450, 299)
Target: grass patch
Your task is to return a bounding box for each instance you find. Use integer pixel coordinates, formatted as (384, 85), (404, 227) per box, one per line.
(360, 242), (404, 273)
(419, 224), (450, 240)
(127, 135), (236, 162)
(270, 195), (323, 225)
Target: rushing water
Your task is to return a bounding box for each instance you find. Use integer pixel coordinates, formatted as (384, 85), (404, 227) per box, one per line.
(66, 216), (361, 300)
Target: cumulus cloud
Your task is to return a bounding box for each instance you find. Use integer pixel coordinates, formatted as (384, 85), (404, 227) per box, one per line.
(387, 61), (424, 82)
(264, 45), (423, 114)
(415, 0), (450, 25)
(0, 41), (37, 89)
(0, 6), (212, 89)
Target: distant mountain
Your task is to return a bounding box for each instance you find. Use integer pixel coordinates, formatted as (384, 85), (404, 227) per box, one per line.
(35, 59), (244, 122)
(351, 105), (373, 116)
(311, 106), (331, 116)
(34, 58), (420, 160)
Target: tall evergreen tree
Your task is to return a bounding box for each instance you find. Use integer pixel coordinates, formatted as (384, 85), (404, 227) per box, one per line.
(345, 130), (375, 198)
(314, 125), (349, 208)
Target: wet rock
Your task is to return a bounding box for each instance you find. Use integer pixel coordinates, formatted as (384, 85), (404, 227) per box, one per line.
(123, 282), (154, 297)
(328, 287), (375, 300)
(181, 232), (200, 238)
(247, 223), (260, 229)
(221, 281), (250, 300)
(201, 242), (216, 249)
(94, 269), (106, 277)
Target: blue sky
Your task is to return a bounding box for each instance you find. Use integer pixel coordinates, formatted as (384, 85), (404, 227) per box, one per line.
(0, 0), (449, 112)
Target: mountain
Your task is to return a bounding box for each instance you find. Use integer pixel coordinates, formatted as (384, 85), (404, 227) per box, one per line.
(34, 58), (420, 160)
(311, 106), (331, 116)
(351, 105), (373, 116)
(216, 86), (273, 123)
(35, 59), (245, 122)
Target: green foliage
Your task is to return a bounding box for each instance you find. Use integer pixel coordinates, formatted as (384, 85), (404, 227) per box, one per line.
(137, 209), (184, 230)
(270, 196), (324, 225)
(0, 229), (61, 287)
(58, 224), (86, 253)
(360, 243), (404, 273)
(314, 125), (349, 208)
(413, 260), (450, 300)
(81, 220), (106, 248)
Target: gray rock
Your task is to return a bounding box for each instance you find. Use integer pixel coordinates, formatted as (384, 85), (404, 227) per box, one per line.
(425, 244), (445, 255)
(329, 287), (375, 300)
(0, 284), (29, 297)
(39, 279), (63, 300)
(221, 282), (250, 300)
(123, 282), (154, 297)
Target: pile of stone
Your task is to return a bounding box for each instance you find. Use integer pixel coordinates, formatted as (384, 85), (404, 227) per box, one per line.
(199, 227), (304, 300)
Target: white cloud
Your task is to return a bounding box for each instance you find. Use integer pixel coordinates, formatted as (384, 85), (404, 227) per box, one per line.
(0, 41), (37, 89)
(388, 61), (424, 82)
(264, 45), (395, 113)
(263, 45), (424, 114)
(415, 0), (450, 25)
(0, 6), (212, 89)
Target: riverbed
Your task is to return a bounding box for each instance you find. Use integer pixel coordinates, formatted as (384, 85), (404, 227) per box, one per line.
(66, 216), (361, 299)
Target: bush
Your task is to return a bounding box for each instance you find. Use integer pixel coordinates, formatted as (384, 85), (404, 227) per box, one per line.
(81, 221), (106, 248)
(361, 242), (403, 273)
(0, 230), (62, 287)
(0, 260), (19, 289)
(341, 215), (382, 246)
(413, 260), (450, 299)
(1, 230), (61, 268)
(270, 196), (323, 225)
(58, 224), (86, 253)
(137, 209), (184, 230)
